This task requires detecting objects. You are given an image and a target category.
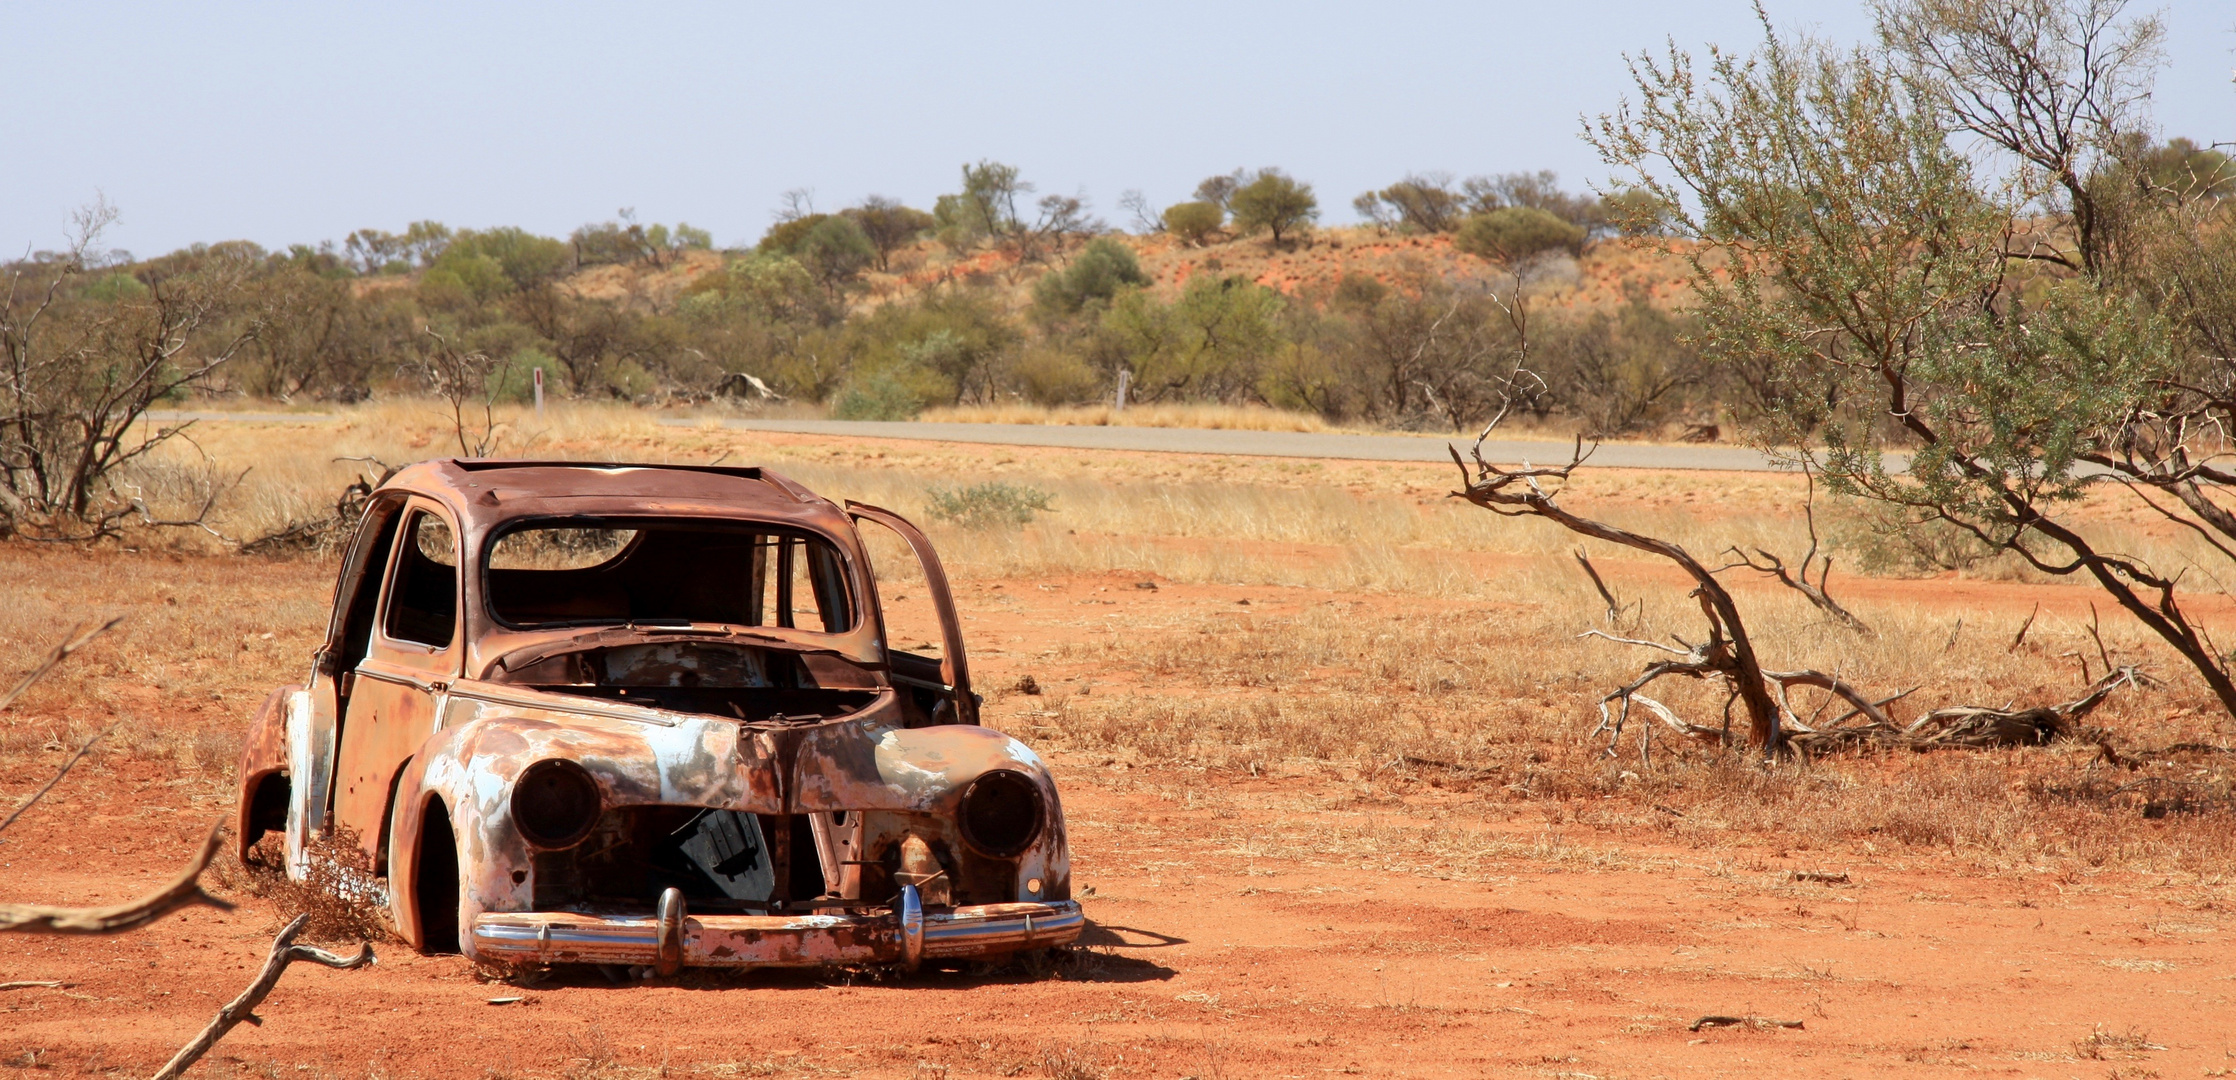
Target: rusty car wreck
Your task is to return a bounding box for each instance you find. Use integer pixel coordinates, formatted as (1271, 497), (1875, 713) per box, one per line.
(233, 460), (1080, 972)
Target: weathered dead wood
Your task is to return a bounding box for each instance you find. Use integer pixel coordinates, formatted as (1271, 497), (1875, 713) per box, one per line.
(0, 821), (231, 933)
(1454, 437), (1786, 751)
(1903, 667), (2139, 749)
(1691, 1015), (1804, 1031)
(2010, 602), (2041, 651)
(0, 617), (121, 713)
(149, 912), (375, 1080)
(1571, 548), (1628, 625)
(1714, 466), (1871, 635)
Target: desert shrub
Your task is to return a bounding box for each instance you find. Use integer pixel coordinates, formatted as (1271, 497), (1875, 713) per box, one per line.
(1162, 201), (1225, 246)
(1535, 291), (1703, 436)
(757, 212), (829, 255)
(843, 197), (935, 271)
(232, 830), (395, 945)
(1033, 238), (1148, 317)
(1101, 275), (1286, 403)
(1354, 174), (1467, 233)
(1454, 206), (1586, 265)
(830, 366), (927, 420)
(925, 482), (1054, 530)
(796, 215), (876, 288)
(1006, 345), (1103, 404)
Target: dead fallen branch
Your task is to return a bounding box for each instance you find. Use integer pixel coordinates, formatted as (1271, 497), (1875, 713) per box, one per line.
(149, 912), (376, 1080)
(1691, 1015), (1805, 1032)
(0, 617), (121, 713)
(1571, 548), (1632, 626)
(0, 821), (231, 933)
(1453, 436), (1786, 751)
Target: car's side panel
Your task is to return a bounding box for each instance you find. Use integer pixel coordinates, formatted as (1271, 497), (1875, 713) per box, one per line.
(333, 661), (445, 868)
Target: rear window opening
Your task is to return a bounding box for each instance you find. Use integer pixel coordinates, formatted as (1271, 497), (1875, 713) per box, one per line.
(487, 520), (854, 633)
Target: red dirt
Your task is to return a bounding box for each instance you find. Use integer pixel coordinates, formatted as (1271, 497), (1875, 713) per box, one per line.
(0, 533), (2230, 1077)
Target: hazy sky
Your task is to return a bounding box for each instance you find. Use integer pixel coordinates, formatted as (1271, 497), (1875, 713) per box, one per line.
(4, 1), (2229, 259)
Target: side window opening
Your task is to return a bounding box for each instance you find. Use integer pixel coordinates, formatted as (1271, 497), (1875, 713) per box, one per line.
(385, 511), (458, 649)
(336, 500), (405, 666)
(777, 536), (852, 633)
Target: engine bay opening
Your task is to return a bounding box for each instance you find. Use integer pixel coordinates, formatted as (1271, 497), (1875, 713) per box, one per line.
(496, 639), (879, 722)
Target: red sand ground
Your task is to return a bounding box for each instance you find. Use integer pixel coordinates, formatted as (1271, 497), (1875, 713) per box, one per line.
(0, 514), (2229, 1078)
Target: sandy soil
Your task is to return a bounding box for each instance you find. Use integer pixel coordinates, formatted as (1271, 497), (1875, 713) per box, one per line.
(0, 488), (2230, 1077)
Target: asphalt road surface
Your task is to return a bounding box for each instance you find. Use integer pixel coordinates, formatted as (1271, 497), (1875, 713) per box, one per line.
(137, 410), (1791, 471)
(670, 418), (1787, 472)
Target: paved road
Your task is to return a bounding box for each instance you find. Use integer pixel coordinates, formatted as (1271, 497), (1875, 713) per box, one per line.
(134, 410), (1789, 471)
(668, 418), (1787, 472)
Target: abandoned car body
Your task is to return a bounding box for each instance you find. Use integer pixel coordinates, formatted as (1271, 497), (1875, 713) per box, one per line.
(233, 460), (1080, 971)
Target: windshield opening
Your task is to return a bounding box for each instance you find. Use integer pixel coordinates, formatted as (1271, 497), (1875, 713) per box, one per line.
(486, 520), (854, 633)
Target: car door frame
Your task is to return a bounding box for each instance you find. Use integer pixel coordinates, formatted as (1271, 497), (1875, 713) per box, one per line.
(285, 491), (409, 879)
(332, 496), (465, 871)
(846, 501), (977, 726)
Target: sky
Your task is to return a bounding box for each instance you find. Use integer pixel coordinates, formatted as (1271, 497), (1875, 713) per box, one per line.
(3, 0), (2230, 260)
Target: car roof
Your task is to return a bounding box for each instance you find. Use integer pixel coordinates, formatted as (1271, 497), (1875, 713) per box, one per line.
(378, 459), (851, 536)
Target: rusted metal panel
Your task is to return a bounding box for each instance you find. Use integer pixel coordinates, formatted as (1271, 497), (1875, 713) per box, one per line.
(333, 662), (443, 868)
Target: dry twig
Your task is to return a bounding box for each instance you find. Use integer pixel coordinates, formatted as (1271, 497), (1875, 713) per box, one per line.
(0, 617), (121, 713)
(149, 912), (375, 1080)
(0, 722), (115, 835)
(0, 821), (231, 933)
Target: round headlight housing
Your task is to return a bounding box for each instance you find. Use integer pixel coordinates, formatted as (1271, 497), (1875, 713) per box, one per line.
(958, 769), (1043, 858)
(511, 759), (601, 849)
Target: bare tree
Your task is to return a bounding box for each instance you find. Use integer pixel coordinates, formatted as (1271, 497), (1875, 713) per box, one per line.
(416, 327), (505, 456)
(0, 199), (262, 539)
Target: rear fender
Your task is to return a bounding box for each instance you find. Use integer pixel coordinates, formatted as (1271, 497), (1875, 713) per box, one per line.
(234, 686), (298, 863)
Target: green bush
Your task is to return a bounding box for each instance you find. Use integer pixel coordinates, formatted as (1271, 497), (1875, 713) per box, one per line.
(1033, 238), (1149, 316)
(925, 481), (1055, 530)
(830, 366), (927, 420)
(1455, 207), (1586, 265)
(797, 215), (876, 287)
(1163, 201), (1225, 246)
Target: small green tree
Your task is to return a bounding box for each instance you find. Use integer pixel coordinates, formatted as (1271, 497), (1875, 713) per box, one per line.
(1356, 174), (1467, 233)
(796, 215), (876, 290)
(1033, 238), (1149, 317)
(1228, 169), (1319, 245)
(844, 197), (935, 271)
(758, 213), (830, 256)
(1454, 207), (1586, 264)
(1102, 275), (1286, 401)
(1162, 201), (1225, 246)
(1590, 3), (2236, 720)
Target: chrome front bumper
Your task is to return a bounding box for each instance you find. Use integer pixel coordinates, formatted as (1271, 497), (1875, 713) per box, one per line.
(471, 886), (1084, 972)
